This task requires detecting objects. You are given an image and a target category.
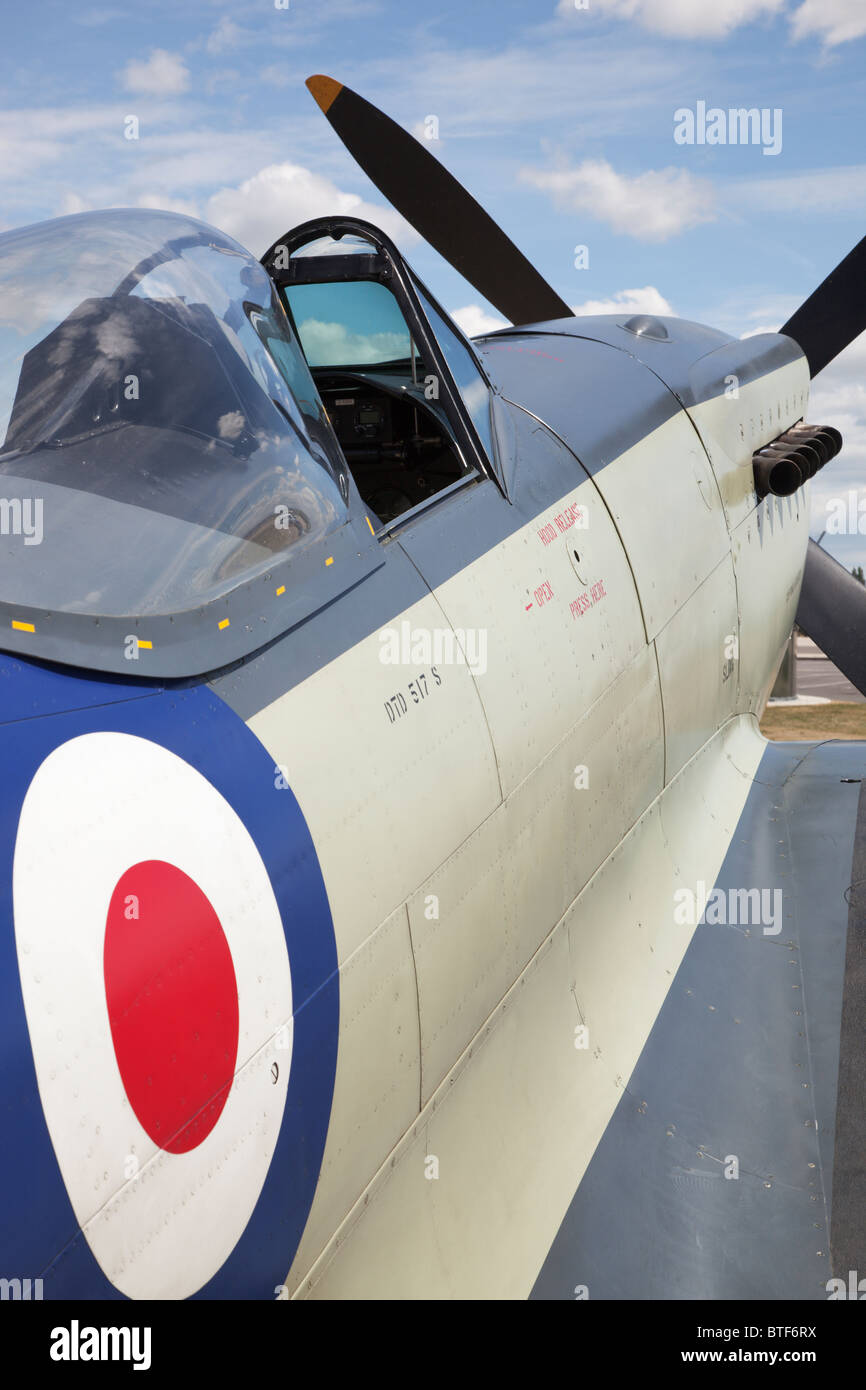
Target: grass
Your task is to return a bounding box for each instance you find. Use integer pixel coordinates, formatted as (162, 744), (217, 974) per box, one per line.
(760, 701), (866, 741)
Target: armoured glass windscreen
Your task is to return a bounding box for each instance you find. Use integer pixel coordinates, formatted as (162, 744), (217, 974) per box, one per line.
(0, 209), (350, 619)
(286, 278), (419, 369)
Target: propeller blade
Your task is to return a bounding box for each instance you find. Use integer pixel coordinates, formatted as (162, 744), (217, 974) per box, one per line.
(780, 234), (866, 378)
(305, 75), (574, 327)
(795, 540), (866, 696)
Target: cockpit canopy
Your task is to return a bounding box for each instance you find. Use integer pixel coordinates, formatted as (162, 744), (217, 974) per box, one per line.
(0, 209), (377, 675)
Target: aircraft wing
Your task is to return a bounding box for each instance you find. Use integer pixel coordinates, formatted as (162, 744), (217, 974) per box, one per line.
(533, 737), (866, 1300)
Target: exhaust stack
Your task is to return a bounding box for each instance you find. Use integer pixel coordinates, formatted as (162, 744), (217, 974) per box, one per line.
(752, 421), (842, 499)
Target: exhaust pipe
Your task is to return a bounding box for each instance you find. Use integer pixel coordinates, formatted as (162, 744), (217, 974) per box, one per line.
(785, 424), (841, 467)
(753, 449), (803, 498)
(782, 440), (821, 478)
(759, 440), (817, 471)
(785, 430), (830, 467)
(814, 425), (842, 459)
(752, 421), (843, 497)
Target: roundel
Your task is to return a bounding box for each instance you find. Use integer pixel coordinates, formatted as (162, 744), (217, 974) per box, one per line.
(13, 731), (299, 1300)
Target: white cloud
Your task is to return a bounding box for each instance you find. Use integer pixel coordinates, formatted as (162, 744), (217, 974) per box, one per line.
(555, 0), (785, 39)
(135, 192), (200, 218)
(452, 288), (675, 337)
(203, 162), (418, 257)
(261, 65), (291, 88)
(451, 305), (508, 337)
(572, 285), (675, 315)
(554, 0), (866, 48)
(789, 0), (866, 47)
(4, 124), (416, 253)
(521, 158), (715, 242)
(294, 320), (409, 366)
(75, 7), (124, 25)
(57, 192), (92, 217)
(121, 50), (190, 96)
(342, 30), (690, 145)
(217, 411), (245, 441)
(116, 130), (277, 196)
(205, 18), (245, 56)
(729, 165), (866, 217)
(0, 103), (152, 180)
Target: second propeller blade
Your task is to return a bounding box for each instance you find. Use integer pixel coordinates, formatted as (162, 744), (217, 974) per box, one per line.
(306, 75), (574, 328)
(781, 234), (866, 379)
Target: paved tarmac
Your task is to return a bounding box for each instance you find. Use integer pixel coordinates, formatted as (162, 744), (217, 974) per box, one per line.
(797, 656), (865, 703)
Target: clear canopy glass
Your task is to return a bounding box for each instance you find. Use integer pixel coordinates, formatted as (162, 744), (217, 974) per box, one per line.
(0, 209), (350, 620)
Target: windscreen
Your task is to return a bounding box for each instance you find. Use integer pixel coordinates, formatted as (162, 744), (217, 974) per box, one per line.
(286, 277), (418, 369)
(0, 209), (350, 621)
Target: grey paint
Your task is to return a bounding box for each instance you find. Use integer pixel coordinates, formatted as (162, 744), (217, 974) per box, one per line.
(830, 778), (866, 1281)
(474, 322), (805, 477)
(475, 333), (680, 479)
(532, 738), (866, 1300)
(209, 520), (438, 720)
(0, 508), (381, 680)
(210, 401), (597, 719)
(476, 314), (802, 411)
(682, 331), (805, 410)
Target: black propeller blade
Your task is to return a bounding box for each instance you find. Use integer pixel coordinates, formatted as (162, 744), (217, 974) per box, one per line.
(780, 234), (866, 378)
(795, 540), (866, 697)
(305, 75), (574, 328)
(780, 240), (866, 688)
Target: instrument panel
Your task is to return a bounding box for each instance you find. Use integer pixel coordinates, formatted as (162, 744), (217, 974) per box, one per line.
(317, 376), (465, 524)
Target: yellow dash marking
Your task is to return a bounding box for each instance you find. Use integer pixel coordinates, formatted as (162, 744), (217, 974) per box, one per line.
(12, 620), (34, 633)
(138, 639), (153, 650)
(365, 515), (375, 534)
(325, 556), (334, 566)
(218, 618), (230, 630)
(276, 585), (286, 596)
(306, 75), (343, 115)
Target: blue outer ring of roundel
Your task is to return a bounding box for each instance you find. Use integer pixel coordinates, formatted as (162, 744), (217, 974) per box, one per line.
(0, 652), (339, 1300)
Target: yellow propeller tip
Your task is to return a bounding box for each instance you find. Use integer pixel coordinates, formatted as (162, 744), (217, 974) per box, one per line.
(306, 75), (343, 114)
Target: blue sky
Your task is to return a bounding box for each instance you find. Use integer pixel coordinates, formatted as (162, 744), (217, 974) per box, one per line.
(2, 0), (866, 565)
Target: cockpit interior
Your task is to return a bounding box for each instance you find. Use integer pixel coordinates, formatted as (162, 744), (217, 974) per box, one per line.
(271, 225), (490, 527)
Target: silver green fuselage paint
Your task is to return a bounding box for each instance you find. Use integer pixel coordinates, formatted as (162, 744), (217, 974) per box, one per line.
(209, 317), (811, 1297)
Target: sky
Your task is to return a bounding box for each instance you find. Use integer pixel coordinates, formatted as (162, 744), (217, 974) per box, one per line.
(1, 0), (865, 568)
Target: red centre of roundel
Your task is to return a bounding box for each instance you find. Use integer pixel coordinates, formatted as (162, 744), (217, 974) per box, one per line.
(104, 860), (240, 1155)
